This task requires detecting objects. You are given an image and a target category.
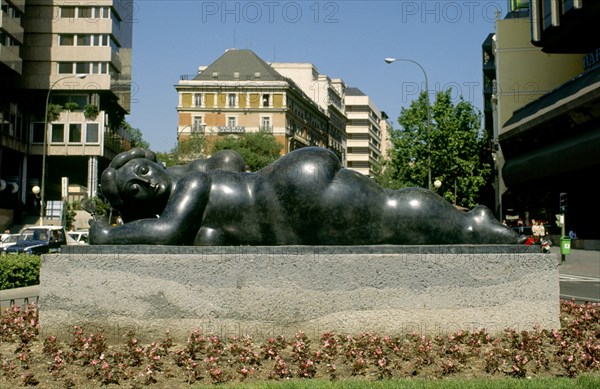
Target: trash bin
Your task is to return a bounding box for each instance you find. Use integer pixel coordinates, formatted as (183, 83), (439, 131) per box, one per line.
(560, 236), (571, 255)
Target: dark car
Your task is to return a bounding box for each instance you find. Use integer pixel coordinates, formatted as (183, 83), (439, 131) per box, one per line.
(4, 226), (68, 255)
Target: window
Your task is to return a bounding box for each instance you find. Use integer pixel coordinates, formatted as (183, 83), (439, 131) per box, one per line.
(68, 124), (82, 143)
(32, 123), (45, 143)
(227, 117), (236, 127)
(51, 124), (64, 143)
(59, 35), (74, 46)
(94, 7), (110, 18)
(90, 62), (109, 74)
(194, 93), (202, 107)
(61, 7), (75, 18)
(77, 34), (91, 46)
(58, 62), (73, 74)
(86, 123), (99, 143)
(261, 117), (271, 131)
(262, 94), (270, 107)
(228, 94), (236, 107)
(78, 7), (92, 18)
(75, 62), (90, 73)
(193, 117), (204, 132)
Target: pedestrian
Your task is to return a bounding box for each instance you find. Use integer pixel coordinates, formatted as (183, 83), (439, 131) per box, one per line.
(538, 221), (546, 238)
(569, 230), (578, 239)
(532, 220), (541, 243)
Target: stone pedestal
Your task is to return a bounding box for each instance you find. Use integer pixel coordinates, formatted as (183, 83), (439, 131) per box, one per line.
(40, 245), (559, 341)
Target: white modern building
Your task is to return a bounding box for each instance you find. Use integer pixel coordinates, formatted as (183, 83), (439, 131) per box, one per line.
(0, 0), (134, 230)
(344, 87), (390, 177)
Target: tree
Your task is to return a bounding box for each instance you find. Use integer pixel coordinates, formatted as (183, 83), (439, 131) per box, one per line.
(377, 90), (491, 208)
(210, 132), (282, 171)
(176, 132), (207, 162)
(155, 132), (207, 168)
(122, 121), (150, 149)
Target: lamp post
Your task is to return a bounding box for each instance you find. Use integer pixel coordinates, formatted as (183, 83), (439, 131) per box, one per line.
(384, 57), (433, 190)
(40, 74), (86, 225)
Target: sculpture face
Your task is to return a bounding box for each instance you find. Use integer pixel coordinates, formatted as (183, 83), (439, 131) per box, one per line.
(115, 159), (173, 219)
(118, 159), (171, 202)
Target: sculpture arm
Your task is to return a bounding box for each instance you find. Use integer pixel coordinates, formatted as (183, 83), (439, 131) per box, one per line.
(89, 173), (212, 245)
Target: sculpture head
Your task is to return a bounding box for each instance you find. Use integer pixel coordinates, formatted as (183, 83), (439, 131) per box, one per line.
(101, 148), (173, 222)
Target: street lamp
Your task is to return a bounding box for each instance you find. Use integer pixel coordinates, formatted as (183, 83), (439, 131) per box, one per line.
(384, 57), (433, 190)
(434, 179), (442, 190)
(40, 74), (86, 225)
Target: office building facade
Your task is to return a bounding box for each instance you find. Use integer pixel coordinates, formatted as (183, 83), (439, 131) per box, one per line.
(485, 1), (600, 240)
(0, 0), (133, 230)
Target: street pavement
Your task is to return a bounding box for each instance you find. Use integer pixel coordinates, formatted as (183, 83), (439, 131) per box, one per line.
(557, 247), (600, 303)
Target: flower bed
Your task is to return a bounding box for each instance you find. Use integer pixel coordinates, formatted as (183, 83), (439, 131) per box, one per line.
(0, 300), (598, 387)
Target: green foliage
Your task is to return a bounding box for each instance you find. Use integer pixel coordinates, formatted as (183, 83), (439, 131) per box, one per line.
(62, 201), (77, 231)
(122, 120), (150, 149)
(84, 104), (99, 119)
(64, 102), (80, 111)
(379, 90), (491, 208)
(211, 132), (283, 171)
(177, 132), (207, 162)
(155, 150), (178, 168)
(0, 254), (41, 290)
(46, 104), (63, 122)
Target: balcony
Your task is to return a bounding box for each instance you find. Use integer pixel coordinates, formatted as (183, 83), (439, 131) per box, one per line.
(1, 12), (24, 43)
(0, 44), (22, 74)
(218, 126), (246, 134)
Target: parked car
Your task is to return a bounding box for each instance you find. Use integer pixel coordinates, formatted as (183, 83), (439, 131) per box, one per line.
(0, 233), (23, 252)
(68, 230), (89, 245)
(4, 226), (71, 255)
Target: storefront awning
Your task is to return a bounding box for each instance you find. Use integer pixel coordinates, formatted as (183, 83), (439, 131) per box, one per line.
(500, 66), (600, 141)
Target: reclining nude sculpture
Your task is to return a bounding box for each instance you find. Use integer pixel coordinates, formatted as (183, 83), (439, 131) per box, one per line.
(89, 146), (519, 246)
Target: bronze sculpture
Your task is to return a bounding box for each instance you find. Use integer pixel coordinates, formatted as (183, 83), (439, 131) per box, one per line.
(89, 147), (518, 245)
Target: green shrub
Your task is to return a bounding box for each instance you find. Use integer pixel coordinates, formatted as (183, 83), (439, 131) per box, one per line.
(0, 254), (41, 290)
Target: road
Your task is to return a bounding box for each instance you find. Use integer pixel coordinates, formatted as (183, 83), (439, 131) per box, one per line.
(557, 247), (600, 303)
(1, 249), (599, 309)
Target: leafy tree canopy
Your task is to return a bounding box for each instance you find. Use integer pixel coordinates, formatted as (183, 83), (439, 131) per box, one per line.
(210, 132), (283, 171)
(122, 121), (150, 150)
(376, 90), (491, 208)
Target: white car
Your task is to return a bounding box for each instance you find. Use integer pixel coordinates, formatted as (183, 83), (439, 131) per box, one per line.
(1, 234), (22, 252)
(68, 231), (89, 245)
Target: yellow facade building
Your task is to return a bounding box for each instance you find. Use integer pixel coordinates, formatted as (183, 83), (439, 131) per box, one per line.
(175, 49), (346, 163)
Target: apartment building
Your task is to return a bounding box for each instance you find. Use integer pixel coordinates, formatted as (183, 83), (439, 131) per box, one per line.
(176, 49), (346, 164)
(0, 0), (133, 230)
(484, 0), (600, 239)
(344, 87), (389, 177)
(269, 62), (346, 160)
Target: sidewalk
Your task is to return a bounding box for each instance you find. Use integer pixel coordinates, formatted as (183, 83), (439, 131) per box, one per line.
(556, 248), (600, 278)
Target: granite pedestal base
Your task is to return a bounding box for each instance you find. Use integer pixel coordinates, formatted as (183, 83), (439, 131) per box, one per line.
(40, 245), (559, 341)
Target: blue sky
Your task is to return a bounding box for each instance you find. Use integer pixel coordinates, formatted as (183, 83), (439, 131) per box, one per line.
(127, 0), (507, 152)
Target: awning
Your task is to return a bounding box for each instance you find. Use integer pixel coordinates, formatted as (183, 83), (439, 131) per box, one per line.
(500, 66), (600, 141)
(502, 128), (600, 187)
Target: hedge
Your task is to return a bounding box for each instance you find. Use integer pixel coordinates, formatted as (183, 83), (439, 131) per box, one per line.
(0, 254), (41, 290)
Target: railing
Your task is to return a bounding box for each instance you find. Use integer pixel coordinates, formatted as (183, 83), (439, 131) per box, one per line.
(218, 126), (245, 134)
